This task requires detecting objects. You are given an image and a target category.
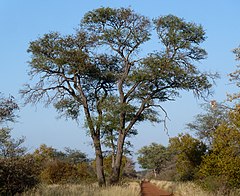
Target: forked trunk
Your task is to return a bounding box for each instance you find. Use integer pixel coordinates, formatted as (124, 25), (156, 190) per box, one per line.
(109, 133), (125, 185)
(93, 136), (106, 187)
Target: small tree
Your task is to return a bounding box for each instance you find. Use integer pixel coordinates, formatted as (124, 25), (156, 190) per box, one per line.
(137, 143), (169, 177)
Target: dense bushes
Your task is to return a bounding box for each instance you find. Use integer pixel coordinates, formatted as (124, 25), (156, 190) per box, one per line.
(29, 144), (96, 185)
(0, 156), (39, 195)
(39, 160), (96, 184)
(0, 142), (97, 194)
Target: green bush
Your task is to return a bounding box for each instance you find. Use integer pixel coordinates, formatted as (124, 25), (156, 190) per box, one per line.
(0, 156), (39, 195)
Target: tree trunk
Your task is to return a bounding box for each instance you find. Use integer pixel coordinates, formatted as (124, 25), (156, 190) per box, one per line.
(109, 132), (125, 185)
(93, 136), (106, 187)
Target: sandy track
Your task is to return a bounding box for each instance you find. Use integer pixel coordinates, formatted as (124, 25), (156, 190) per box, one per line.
(141, 181), (173, 196)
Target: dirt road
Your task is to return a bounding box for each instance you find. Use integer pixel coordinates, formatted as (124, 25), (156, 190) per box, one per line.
(141, 181), (173, 196)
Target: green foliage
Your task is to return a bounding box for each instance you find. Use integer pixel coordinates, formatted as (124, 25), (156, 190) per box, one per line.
(0, 156), (39, 195)
(137, 143), (169, 175)
(154, 15), (206, 60)
(82, 7), (151, 51)
(198, 107), (240, 189)
(169, 134), (206, 181)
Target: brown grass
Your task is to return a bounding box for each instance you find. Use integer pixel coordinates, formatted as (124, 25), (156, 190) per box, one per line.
(20, 182), (141, 196)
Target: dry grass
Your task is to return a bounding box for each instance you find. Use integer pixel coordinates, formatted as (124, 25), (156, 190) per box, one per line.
(20, 182), (141, 196)
(150, 180), (240, 196)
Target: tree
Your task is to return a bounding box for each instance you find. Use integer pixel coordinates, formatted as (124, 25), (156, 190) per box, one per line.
(0, 94), (26, 157)
(33, 144), (88, 164)
(137, 143), (169, 177)
(186, 104), (228, 147)
(0, 129), (26, 158)
(169, 133), (207, 181)
(21, 7), (215, 185)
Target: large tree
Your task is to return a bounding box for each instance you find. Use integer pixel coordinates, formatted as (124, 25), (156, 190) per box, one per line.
(21, 7), (215, 185)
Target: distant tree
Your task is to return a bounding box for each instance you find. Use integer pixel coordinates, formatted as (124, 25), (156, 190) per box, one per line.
(63, 147), (89, 164)
(137, 143), (169, 177)
(169, 133), (207, 181)
(33, 144), (88, 164)
(186, 104), (228, 147)
(21, 7), (215, 185)
(33, 144), (57, 163)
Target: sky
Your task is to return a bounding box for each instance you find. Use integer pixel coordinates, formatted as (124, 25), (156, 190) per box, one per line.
(1, 0), (240, 164)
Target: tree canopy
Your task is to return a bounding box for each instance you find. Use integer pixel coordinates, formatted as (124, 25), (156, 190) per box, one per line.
(137, 143), (169, 176)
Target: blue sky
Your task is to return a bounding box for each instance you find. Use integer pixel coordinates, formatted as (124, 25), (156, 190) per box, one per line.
(1, 0), (240, 161)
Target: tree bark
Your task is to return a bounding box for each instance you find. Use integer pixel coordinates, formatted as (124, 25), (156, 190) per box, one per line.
(93, 135), (106, 187)
(109, 132), (125, 185)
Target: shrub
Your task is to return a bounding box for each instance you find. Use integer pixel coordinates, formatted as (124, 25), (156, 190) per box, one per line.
(39, 160), (96, 184)
(40, 160), (78, 184)
(0, 156), (39, 195)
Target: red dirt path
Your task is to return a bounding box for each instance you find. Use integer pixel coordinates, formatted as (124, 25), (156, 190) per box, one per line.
(141, 181), (173, 196)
